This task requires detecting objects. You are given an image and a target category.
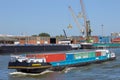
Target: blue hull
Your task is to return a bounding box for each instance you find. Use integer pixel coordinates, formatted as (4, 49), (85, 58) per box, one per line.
(50, 56), (116, 71)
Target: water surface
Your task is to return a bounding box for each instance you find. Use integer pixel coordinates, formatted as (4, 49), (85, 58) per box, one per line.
(0, 48), (120, 80)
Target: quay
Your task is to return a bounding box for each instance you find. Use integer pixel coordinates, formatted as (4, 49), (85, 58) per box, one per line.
(93, 43), (120, 48)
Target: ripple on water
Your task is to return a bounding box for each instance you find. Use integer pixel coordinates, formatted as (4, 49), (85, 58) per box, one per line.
(0, 69), (9, 80)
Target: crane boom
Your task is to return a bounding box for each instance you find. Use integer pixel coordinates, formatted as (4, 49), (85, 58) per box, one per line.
(63, 29), (67, 38)
(80, 0), (91, 42)
(80, 0), (87, 36)
(80, 0), (87, 23)
(68, 6), (82, 35)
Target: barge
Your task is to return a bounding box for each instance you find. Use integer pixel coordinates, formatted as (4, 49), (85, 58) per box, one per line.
(8, 49), (116, 73)
(0, 44), (72, 53)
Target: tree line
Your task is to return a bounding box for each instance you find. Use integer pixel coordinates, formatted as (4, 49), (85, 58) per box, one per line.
(32, 33), (65, 37)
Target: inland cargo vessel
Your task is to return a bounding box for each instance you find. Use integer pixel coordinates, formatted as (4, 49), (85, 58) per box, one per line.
(8, 49), (116, 73)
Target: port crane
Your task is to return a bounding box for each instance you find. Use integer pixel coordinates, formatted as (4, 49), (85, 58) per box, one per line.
(68, 6), (84, 36)
(80, 0), (92, 42)
(68, 0), (92, 43)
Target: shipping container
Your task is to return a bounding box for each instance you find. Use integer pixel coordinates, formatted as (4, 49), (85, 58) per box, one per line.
(26, 53), (66, 63)
(26, 54), (36, 58)
(101, 51), (106, 56)
(74, 52), (82, 59)
(82, 52), (89, 58)
(88, 52), (96, 57)
(26, 54), (46, 58)
(98, 36), (111, 43)
(96, 51), (101, 56)
(44, 53), (66, 62)
(66, 53), (74, 60)
(35, 54), (45, 58)
(74, 52), (88, 59)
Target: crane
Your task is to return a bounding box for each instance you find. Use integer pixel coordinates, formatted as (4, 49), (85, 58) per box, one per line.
(80, 0), (92, 42)
(68, 6), (84, 36)
(63, 29), (67, 39)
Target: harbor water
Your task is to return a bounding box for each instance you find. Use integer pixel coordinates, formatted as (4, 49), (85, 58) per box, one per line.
(0, 48), (120, 80)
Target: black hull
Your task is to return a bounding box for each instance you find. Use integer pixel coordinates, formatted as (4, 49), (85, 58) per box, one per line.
(16, 68), (48, 73)
(0, 44), (72, 53)
(80, 44), (93, 49)
(8, 61), (52, 73)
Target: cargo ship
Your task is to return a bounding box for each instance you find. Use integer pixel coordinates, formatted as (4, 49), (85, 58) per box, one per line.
(8, 49), (116, 73)
(0, 44), (72, 53)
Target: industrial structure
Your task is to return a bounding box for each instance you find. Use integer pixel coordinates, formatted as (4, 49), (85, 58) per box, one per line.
(0, 34), (120, 45)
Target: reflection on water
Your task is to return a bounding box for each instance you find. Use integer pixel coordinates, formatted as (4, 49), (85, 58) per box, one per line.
(0, 48), (120, 80)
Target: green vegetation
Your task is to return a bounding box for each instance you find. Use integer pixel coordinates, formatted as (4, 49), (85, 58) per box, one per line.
(38, 33), (50, 37)
(32, 35), (38, 37)
(31, 33), (50, 37)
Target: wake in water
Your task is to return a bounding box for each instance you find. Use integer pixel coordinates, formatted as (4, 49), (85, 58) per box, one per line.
(9, 70), (54, 76)
(63, 67), (77, 73)
(10, 67), (77, 76)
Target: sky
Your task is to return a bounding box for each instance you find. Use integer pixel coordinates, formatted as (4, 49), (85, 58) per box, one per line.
(0, 0), (120, 37)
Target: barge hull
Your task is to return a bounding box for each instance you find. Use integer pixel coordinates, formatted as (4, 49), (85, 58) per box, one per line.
(16, 68), (48, 73)
(0, 45), (71, 53)
(50, 57), (116, 71)
(13, 57), (116, 73)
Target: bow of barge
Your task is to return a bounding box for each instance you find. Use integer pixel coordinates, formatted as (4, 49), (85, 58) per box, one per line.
(8, 56), (52, 73)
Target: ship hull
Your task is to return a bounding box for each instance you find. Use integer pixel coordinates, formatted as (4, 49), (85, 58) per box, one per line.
(9, 57), (116, 73)
(8, 61), (51, 73)
(8, 49), (116, 73)
(16, 68), (48, 73)
(0, 44), (71, 53)
(80, 43), (93, 49)
(50, 57), (116, 71)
